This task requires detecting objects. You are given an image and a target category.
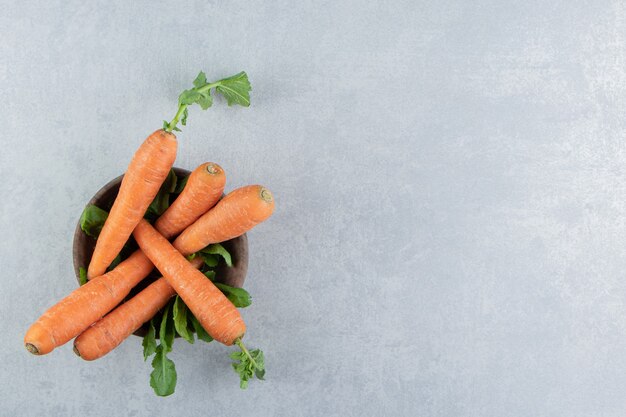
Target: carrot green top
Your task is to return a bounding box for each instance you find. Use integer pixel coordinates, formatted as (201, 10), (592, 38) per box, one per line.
(164, 71), (251, 132)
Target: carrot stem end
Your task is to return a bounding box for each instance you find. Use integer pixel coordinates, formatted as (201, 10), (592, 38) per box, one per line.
(206, 163), (219, 175)
(259, 188), (273, 203)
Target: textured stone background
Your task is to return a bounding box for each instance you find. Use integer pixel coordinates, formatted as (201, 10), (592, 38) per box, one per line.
(2, 1), (626, 416)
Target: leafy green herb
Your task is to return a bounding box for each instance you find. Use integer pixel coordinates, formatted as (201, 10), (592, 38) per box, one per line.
(159, 301), (175, 353)
(150, 345), (177, 396)
(198, 243), (233, 267)
(164, 70), (251, 132)
(193, 71), (207, 88)
(214, 283), (252, 308)
(216, 72), (252, 107)
(201, 253), (220, 267)
(148, 303), (177, 397)
(78, 267), (88, 286)
(196, 92), (213, 110)
(178, 89), (203, 105)
(142, 320), (157, 361)
(145, 169), (177, 220)
(181, 107), (189, 126)
(79, 205), (109, 238)
(203, 270), (216, 280)
(173, 296), (194, 344)
(190, 314), (213, 343)
(231, 339), (265, 389)
(253, 351), (266, 380)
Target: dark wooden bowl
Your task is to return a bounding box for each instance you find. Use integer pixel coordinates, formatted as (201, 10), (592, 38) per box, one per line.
(72, 167), (249, 337)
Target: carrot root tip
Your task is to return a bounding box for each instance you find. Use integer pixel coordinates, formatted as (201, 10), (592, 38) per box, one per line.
(260, 188), (273, 203)
(25, 343), (40, 355)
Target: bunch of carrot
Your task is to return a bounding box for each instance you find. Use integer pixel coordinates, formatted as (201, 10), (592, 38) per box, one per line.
(24, 71), (274, 395)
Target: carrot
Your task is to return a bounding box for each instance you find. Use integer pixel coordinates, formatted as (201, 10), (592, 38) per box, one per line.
(74, 185), (273, 359)
(73, 257), (204, 361)
(86, 162), (223, 281)
(25, 164), (225, 355)
(133, 219), (246, 345)
(87, 129), (177, 278)
(173, 185), (274, 255)
(155, 162), (225, 239)
(24, 251), (154, 355)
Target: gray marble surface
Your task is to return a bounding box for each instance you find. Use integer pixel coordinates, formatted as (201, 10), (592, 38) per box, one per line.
(2, 1), (626, 416)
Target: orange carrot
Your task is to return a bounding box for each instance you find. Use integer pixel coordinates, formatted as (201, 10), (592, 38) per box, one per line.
(74, 257), (204, 361)
(74, 185), (274, 359)
(25, 163), (225, 355)
(133, 220), (246, 345)
(86, 162), (223, 281)
(24, 251), (154, 355)
(88, 129), (177, 278)
(173, 185), (274, 255)
(155, 162), (225, 239)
